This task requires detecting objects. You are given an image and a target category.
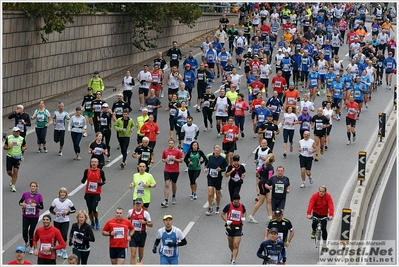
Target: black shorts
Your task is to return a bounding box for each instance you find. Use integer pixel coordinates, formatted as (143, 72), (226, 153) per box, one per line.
(216, 116), (228, 122)
(313, 131), (326, 137)
(354, 100), (363, 104)
(169, 117), (176, 131)
(109, 247), (126, 259)
(84, 193), (101, 214)
(346, 117), (356, 127)
(137, 134), (144, 144)
(139, 87), (149, 96)
(258, 180), (270, 195)
(168, 88), (178, 95)
(6, 156), (21, 171)
(299, 154), (313, 170)
(222, 142), (236, 153)
(260, 78), (269, 88)
(197, 83), (206, 99)
(225, 225), (243, 236)
(129, 231), (147, 248)
(207, 176), (222, 190)
(273, 113), (280, 122)
(53, 129), (65, 145)
(245, 66), (251, 73)
(251, 112), (257, 120)
(164, 172), (179, 183)
(207, 62), (215, 69)
(272, 198), (286, 211)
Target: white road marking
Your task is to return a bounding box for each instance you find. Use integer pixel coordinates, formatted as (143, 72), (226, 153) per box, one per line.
(105, 150), (130, 167)
(182, 221), (195, 237)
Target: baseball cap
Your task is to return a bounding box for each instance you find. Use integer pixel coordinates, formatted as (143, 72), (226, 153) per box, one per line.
(94, 71), (99, 74)
(15, 246), (25, 253)
(135, 198), (143, 204)
(267, 113), (273, 117)
(289, 81), (295, 85)
(302, 106), (308, 111)
(17, 104), (24, 109)
(278, 48), (282, 52)
(204, 64), (209, 67)
(102, 103), (109, 108)
(117, 92), (123, 96)
(275, 208), (283, 216)
(248, 48), (252, 52)
(206, 84), (212, 89)
(269, 227), (279, 233)
(230, 83), (236, 87)
(76, 106), (82, 111)
(389, 52), (393, 55)
(163, 214), (173, 220)
(12, 127), (21, 132)
(87, 87), (92, 91)
(185, 63), (191, 68)
(253, 54), (259, 57)
(142, 108), (148, 112)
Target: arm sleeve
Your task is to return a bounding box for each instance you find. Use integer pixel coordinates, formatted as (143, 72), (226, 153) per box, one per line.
(68, 206), (77, 215)
(183, 152), (190, 166)
(178, 238), (187, 246)
(49, 206), (56, 215)
(81, 169), (88, 184)
(100, 170), (106, 184)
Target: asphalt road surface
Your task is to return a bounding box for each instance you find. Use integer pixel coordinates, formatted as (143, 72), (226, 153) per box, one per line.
(2, 21), (397, 265)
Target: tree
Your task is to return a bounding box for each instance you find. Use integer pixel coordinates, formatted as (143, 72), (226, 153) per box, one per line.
(3, 3), (203, 50)
(3, 3), (89, 43)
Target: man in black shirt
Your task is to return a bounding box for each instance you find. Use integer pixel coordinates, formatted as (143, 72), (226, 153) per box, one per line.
(266, 166), (290, 218)
(219, 12), (230, 31)
(112, 93), (131, 120)
(265, 208), (295, 248)
(258, 114), (279, 152)
(132, 137), (154, 172)
(227, 25), (239, 54)
(311, 107), (330, 162)
(166, 41), (182, 68)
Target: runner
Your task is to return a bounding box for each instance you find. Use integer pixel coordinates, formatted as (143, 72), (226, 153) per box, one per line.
(221, 193), (246, 265)
(161, 139), (183, 207)
(298, 131), (316, 188)
(174, 101), (190, 149)
(265, 209), (295, 249)
(19, 182), (44, 254)
(30, 100), (51, 153)
(68, 107), (87, 160)
(248, 153), (275, 223)
(183, 141), (208, 200)
(132, 137), (154, 172)
(49, 187), (76, 259)
(4, 127), (27, 192)
(257, 227), (286, 265)
(322, 103), (335, 149)
(81, 158), (106, 230)
(91, 92), (106, 133)
(8, 104), (31, 142)
(265, 166), (291, 218)
(258, 114), (279, 152)
(232, 93), (249, 137)
(204, 145), (228, 216)
(136, 108), (149, 145)
(102, 208), (134, 265)
(136, 65), (153, 110)
(152, 215), (187, 265)
(88, 132), (108, 169)
(33, 214), (66, 264)
(122, 70), (135, 110)
(114, 109), (135, 169)
(145, 89), (162, 122)
(81, 88), (95, 137)
(52, 102), (70, 156)
(266, 91), (283, 125)
(220, 117), (240, 165)
(87, 71), (104, 95)
(254, 101), (271, 143)
(331, 75), (344, 121)
(311, 107), (330, 162)
(225, 155), (246, 201)
(139, 114), (160, 150)
(344, 95), (359, 145)
(281, 106), (298, 158)
(127, 198), (153, 264)
(129, 163), (157, 209)
(150, 64), (164, 98)
(215, 89), (231, 138)
(68, 210), (95, 265)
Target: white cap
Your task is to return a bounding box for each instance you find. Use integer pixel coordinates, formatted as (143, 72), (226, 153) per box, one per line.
(102, 103), (109, 108)
(142, 108), (148, 112)
(278, 48), (282, 52)
(17, 105), (24, 109)
(12, 127), (20, 132)
(248, 48), (252, 52)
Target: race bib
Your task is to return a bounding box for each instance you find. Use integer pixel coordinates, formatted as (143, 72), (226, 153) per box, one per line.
(203, 101), (210, 107)
(88, 182), (98, 192)
(147, 105), (153, 112)
(94, 147), (102, 155)
(85, 101), (92, 109)
(274, 184), (285, 194)
(133, 220), (142, 231)
(302, 121), (310, 129)
(94, 105), (101, 112)
(275, 81), (281, 87)
(137, 185), (145, 196)
(162, 246), (174, 257)
(172, 54), (177, 60)
(311, 80), (317, 86)
(113, 227), (124, 239)
(198, 73), (204, 80)
(265, 130), (273, 138)
(169, 109), (177, 116)
(141, 151), (151, 161)
(210, 168), (218, 178)
(25, 205), (35, 215)
(316, 122), (323, 130)
(288, 97), (295, 104)
(226, 133), (234, 141)
(40, 243), (52, 255)
(258, 114), (265, 122)
(230, 210), (241, 221)
(100, 118), (107, 126)
(73, 231), (84, 244)
(354, 91), (361, 97)
(37, 114), (44, 122)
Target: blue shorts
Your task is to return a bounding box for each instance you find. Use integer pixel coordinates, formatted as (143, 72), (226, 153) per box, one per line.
(333, 97), (342, 108)
(183, 143), (191, 153)
(160, 255), (179, 264)
(235, 47), (244, 55)
(109, 248), (126, 259)
(319, 74), (326, 83)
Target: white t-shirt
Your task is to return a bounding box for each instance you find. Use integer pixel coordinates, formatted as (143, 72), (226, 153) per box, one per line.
(323, 108), (334, 124)
(51, 198), (74, 223)
(137, 71), (152, 89)
(299, 138), (315, 157)
(181, 123), (199, 144)
(283, 113), (298, 130)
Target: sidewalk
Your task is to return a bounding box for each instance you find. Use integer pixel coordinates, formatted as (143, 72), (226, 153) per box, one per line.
(2, 30), (215, 138)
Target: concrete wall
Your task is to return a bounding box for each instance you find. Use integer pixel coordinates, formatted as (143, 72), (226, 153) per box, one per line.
(2, 11), (238, 115)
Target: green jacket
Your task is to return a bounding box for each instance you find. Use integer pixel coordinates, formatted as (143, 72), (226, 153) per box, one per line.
(114, 117), (135, 137)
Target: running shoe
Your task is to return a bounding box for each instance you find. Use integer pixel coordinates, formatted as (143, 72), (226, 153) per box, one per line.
(217, 133), (221, 138)
(57, 250), (63, 257)
(58, 151), (62, 156)
(9, 179), (12, 186)
(247, 215), (258, 223)
(43, 147), (48, 153)
(95, 220), (100, 230)
(172, 197), (176, 205)
(347, 141), (351, 145)
(91, 221), (95, 229)
(215, 207), (220, 214)
(309, 176), (313, 184)
(231, 260), (236, 265)
(290, 145), (293, 153)
(74, 154), (78, 160)
(193, 193), (197, 200)
(204, 128), (208, 132)
(320, 148), (324, 155)
(25, 242), (30, 249)
(241, 132), (245, 138)
(139, 106), (143, 111)
(365, 102), (368, 109)
(120, 162), (125, 169)
(206, 207), (213, 216)
(210, 123), (213, 128)
(325, 144), (328, 150)
(311, 231), (316, 239)
(314, 155), (319, 161)
(196, 108), (201, 113)
(238, 66), (241, 70)
(161, 92), (164, 98)
(322, 245), (329, 252)
(161, 201), (169, 208)
(37, 148), (42, 153)
(11, 185), (16, 192)
(83, 132), (88, 137)
(77, 154), (81, 160)
(217, 74), (220, 78)
(336, 115), (340, 121)
(29, 247), (34, 255)
(317, 91), (320, 96)
(352, 136), (356, 143)
(107, 157), (111, 162)
(190, 193), (194, 200)
(62, 250), (68, 259)
(185, 167), (188, 172)
(283, 153), (287, 158)
(300, 183), (305, 188)
(254, 133), (257, 138)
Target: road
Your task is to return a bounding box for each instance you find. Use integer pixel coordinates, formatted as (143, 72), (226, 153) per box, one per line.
(2, 21), (397, 265)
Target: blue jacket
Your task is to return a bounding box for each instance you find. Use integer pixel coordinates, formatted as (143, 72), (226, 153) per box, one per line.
(183, 57), (199, 70)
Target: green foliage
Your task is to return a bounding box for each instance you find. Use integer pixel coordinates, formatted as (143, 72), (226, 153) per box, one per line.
(3, 3), (203, 49)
